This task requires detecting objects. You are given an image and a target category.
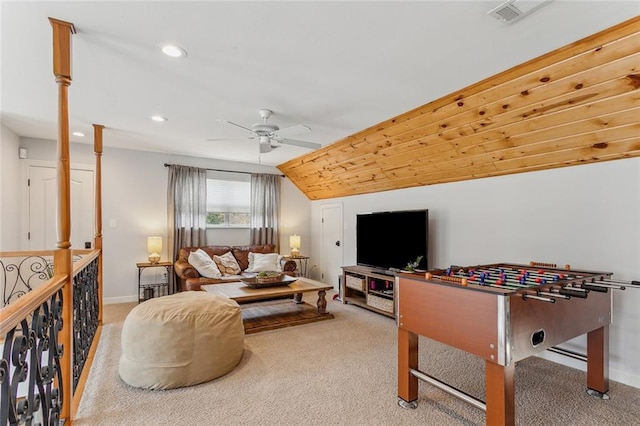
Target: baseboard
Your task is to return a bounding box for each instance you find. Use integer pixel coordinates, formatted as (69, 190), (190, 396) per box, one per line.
(103, 295), (137, 305)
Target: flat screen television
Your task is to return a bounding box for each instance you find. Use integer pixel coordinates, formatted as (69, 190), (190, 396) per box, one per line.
(356, 209), (428, 274)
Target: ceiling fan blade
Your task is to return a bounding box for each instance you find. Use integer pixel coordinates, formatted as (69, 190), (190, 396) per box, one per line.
(207, 137), (248, 141)
(278, 138), (321, 150)
(275, 124), (311, 138)
(220, 120), (256, 134)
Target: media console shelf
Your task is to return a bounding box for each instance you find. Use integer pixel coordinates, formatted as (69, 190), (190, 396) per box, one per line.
(341, 266), (396, 318)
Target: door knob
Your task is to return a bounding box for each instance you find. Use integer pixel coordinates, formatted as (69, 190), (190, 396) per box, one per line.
(335, 241), (340, 247)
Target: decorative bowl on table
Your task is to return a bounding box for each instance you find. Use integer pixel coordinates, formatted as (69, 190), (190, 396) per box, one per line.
(240, 273), (297, 288)
(256, 271), (284, 283)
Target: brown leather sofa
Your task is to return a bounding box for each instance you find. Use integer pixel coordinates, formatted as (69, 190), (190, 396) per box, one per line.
(174, 244), (297, 292)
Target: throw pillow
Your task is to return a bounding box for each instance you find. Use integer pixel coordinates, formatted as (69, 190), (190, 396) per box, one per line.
(246, 252), (283, 273)
(213, 251), (242, 276)
(188, 249), (222, 279)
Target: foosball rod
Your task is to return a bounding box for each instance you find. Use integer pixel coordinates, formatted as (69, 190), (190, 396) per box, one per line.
(454, 273), (530, 289)
(427, 273), (523, 291)
(599, 278), (640, 286)
(470, 268), (566, 284)
(453, 268), (536, 284)
(522, 293), (556, 303)
(452, 266), (568, 283)
(587, 280), (626, 290)
(482, 267), (576, 282)
(472, 273), (555, 288)
(464, 274), (527, 287)
(537, 291), (570, 300)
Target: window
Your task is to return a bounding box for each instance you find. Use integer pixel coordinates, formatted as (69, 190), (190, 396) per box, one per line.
(206, 173), (251, 228)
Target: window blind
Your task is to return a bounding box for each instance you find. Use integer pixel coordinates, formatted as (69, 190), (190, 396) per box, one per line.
(206, 178), (250, 212)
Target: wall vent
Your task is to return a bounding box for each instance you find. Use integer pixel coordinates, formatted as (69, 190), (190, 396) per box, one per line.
(488, 0), (551, 24)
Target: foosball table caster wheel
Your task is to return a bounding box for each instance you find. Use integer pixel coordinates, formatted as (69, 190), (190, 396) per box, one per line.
(398, 399), (418, 409)
(586, 388), (610, 400)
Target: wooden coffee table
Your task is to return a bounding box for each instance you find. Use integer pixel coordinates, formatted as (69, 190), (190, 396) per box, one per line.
(202, 277), (334, 333)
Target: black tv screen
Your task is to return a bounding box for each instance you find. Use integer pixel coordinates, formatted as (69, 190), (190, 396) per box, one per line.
(356, 209), (428, 273)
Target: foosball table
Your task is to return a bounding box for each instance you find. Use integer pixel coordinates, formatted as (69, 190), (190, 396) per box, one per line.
(396, 261), (639, 426)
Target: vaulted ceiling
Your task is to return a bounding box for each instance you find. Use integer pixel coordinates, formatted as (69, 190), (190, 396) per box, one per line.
(279, 15), (640, 200)
(2, 2), (638, 174)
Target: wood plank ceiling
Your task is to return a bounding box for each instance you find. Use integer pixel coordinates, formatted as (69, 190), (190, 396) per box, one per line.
(278, 16), (640, 201)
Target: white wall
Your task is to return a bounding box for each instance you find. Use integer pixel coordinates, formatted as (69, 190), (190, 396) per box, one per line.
(311, 158), (640, 388)
(13, 137), (310, 303)
(0, 124), (22, 250)
(281, 177), (312, 256)
(6, 128), (639, 388)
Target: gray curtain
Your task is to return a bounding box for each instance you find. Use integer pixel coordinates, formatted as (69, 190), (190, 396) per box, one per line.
(167, 165), (207, 292)
(250, 173), (280, 249)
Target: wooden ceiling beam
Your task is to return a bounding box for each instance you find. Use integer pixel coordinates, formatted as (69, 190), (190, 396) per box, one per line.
(279, 16), (640, 200)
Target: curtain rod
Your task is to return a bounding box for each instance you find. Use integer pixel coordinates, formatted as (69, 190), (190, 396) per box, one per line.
(163, 163), (284, 177)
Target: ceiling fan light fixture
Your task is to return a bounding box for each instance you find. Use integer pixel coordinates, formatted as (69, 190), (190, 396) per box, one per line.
(259, 136), (272, 153)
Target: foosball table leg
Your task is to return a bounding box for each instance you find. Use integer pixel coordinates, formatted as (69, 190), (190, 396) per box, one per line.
(586, 325), (610, 399)
(398, 328), (419, 408)
(485, 361), (515, 426)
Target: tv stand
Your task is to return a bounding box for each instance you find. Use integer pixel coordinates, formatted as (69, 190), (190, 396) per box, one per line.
(341, 266), (396, 318)
(372, 267), (396, 276)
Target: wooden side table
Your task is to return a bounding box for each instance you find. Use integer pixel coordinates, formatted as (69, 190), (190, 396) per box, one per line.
(283, 255), (310, 277)
(136, 261), (173, 303)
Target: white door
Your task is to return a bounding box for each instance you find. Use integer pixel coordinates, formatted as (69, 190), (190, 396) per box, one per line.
(320, 203), (343, 292)
(27, 164), (95, 250)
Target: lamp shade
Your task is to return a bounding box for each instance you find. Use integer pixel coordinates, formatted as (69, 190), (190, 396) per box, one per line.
(147, 236), (162, 263)
(289, 235), (300, 257)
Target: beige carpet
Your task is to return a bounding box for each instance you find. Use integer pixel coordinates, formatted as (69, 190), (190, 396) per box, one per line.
(75, 293), (640, 425)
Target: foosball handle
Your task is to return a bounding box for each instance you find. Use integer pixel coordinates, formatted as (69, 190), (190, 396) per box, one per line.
(559, 288), (588, 298)
(631, 280), (640, 286)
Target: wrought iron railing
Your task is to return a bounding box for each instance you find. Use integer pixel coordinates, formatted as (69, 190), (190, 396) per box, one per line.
(1, 275), (66, 425)
(1, 252), (83, 308)
(71, 254), (99, 391)
(1, 249), (101, 426)
(1, 252), (54, 307)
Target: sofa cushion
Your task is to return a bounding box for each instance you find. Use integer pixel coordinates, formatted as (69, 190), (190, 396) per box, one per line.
(231, 245), (276, 271)
(213, 251), (242, 276)
(187, 249), (222, 278)
(246, 252), (283, 273)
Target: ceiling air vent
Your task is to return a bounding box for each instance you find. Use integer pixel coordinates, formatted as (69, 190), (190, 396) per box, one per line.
(488, 0), (551, 24)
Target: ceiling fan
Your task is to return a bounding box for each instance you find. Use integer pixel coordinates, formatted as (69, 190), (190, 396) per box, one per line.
(212, 109), (321, 154)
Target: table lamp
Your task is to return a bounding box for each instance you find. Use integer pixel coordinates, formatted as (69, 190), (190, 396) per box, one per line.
(289, 235), (300, 257)
(147, 236), (162, 264)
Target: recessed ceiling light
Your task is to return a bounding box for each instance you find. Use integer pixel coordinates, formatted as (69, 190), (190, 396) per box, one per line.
(151, 115), (168, 122)
(72, 131), (85, 137)
(161, 44), (187, 58)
